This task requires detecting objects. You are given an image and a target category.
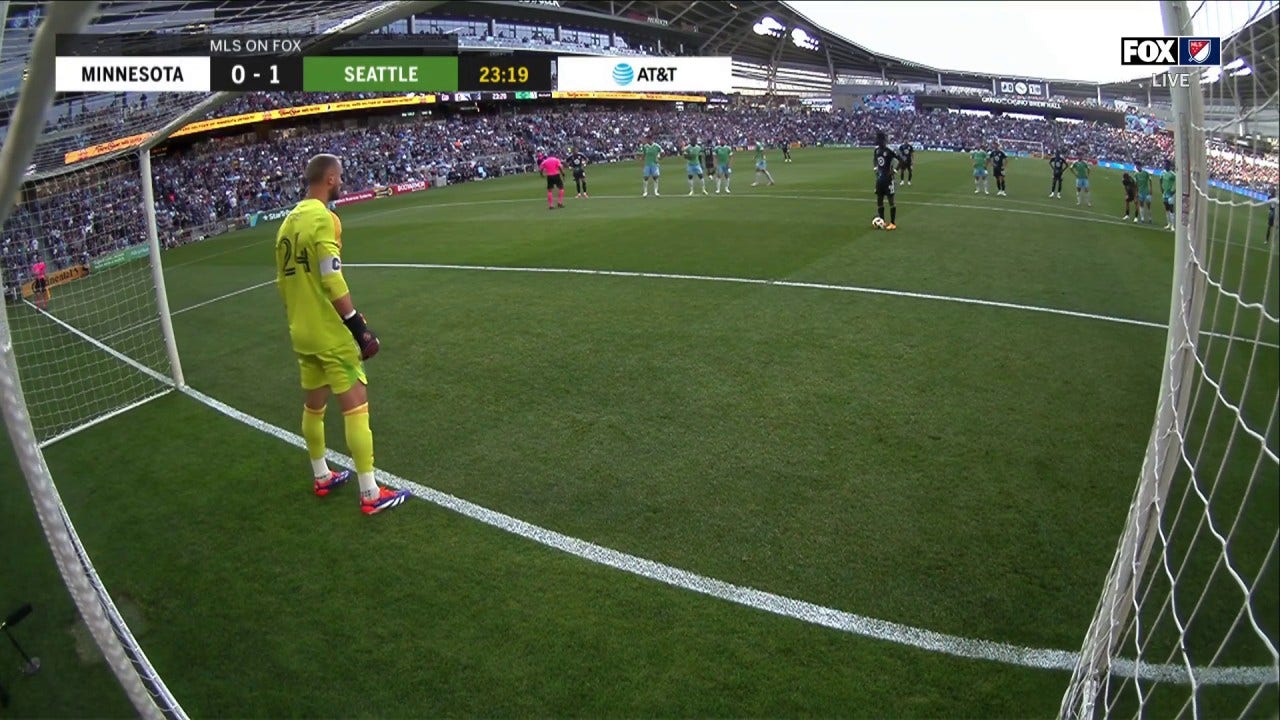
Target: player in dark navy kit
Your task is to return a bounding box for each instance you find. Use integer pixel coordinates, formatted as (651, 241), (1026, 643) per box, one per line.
(897, 141), (914, 185)
(990, 142), (1009, 196)
(1049, 149), (1067, 199)
(567, 148), (589, 198)
(1121, 172), (1138, 220)
(1268, 189), (1277, 245)
(703, 144), (716, 178)
(781, 141), (792, 163)
(872, 130), (899, 230)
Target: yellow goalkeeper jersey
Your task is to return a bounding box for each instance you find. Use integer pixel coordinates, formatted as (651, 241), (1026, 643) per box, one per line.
(275, 199), (352, 355)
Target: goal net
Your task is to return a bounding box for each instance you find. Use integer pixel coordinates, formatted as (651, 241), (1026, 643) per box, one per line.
(997, 138), (1044, 158)
(0, 2), (437, 716)
(1060, 2), (1279, 719)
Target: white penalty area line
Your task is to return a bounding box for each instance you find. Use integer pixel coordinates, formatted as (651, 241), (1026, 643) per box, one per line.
(25, 296), (1277, 686)
(344, 263), (1280, 351)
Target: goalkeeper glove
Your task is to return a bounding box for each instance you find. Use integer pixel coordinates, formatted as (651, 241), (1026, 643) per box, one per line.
(342, 309), (380, 360)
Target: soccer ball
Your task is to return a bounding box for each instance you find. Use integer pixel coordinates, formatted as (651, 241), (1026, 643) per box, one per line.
(872, 216), (886, 229)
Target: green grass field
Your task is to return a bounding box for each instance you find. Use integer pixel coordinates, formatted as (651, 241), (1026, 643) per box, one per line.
(2, 148), (1276, 718)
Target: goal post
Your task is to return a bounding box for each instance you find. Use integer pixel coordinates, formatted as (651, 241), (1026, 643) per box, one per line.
(0, 5), (177, 717)
(1061, 1), (1279, 718)
(0, 2), (444, 716)
(997, 138), (1045, 158)
(139, 148), (185, 388)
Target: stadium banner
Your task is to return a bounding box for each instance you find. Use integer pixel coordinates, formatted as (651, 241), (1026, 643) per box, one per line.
(247, 205), (293, 228)
(65, 95), (440, 164)
(915, 92), (1124, 126)
(556, 56), (732, 93)
(22, 263), (90, 298)
(551, 90), (707, 102)
(391, 180), (429, 195)
(374, 186), (393, 199)
(332, 189), (377, 207)
(91, 245), (149, 271)
(980, 95), (1061, 110)
(996, 78), (1047, 98)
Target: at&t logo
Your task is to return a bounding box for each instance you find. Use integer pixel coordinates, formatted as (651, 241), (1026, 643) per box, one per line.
(612, 62), (678, 86)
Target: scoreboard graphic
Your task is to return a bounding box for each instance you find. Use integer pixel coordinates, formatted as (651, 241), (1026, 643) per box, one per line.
(54, 34), (732, 94)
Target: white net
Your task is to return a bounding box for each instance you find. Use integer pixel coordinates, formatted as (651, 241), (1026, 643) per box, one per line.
(2, 153), (173, 445)
(1061, 2), (1279, 719)
(997, 137), (1045, 157)
(0, 2), (438, 717)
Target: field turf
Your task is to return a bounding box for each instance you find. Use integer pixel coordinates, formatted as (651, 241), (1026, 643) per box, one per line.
(2, 148), (1276, 717)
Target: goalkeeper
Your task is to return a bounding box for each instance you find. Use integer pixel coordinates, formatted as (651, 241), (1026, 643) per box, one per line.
(275, 153), (408, 515)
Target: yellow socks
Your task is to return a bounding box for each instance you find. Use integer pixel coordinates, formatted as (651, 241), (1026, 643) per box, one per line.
(302, 405), (330, 479)
(342, 403), (378, 499)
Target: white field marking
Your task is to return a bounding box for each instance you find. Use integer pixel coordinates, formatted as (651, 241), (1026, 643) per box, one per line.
(20, 303), (190, 718)
(344, 263), (1280, 351)
(174, 382), (1276, 686)
(340, 191), (1269, 253)
(26, 289), (1279, 686)
(99, 280), (275, 343)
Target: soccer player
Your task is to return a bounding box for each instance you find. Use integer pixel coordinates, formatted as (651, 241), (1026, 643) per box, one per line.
(276, 153), (408, 515)
(1072, 156), (1092, 207)
(873, 130), (899, 230)
(540, 152), (565, 209)
(1134, 165), (1154, 224)
(781, 142), (793, 163)
(971, 146), (989, 194)
(897, 141), (914, 185)
(751, 141), (775, 186)
(990, 142), (1009, 196)
(714, 141), (733, 194)
(1122, 172), (1138, 221)
(30, 259), (48, 310)
(703, 143), (716, 181)
(1160, 160), (1177, 230)
(567, 148), (589, 198)
(1049, 150), (1067, 198)
(1267, 189), (1277, 244)
(641, 137), (662, 197)
(683, 139), (708, 196)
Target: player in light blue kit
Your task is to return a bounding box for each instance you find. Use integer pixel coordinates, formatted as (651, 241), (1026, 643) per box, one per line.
(683, 140), (708, 195)
(640, 136), (662, 197)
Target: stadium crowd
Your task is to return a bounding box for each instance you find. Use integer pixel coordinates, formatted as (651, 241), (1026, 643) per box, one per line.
(6, 104), (1277, 289)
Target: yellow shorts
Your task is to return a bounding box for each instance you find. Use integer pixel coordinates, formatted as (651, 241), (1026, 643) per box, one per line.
(296, 344), (366, 394)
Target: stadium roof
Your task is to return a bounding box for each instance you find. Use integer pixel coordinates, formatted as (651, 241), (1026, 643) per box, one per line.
(523, 0), (1135, 97)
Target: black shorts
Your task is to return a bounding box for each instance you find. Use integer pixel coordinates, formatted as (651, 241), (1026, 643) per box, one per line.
(899, 158), (912, 168)
(33, 277), (47, 293)
(1125, 191), (1137, 202)
(992, 165), (1005, 177)
(875, 177), (895, 197)
(572, 168), (585, 179)
(546, 174), (564, 190)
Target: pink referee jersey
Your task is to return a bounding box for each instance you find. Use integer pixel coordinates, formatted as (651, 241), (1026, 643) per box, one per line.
(32, 261), (46, 279)
(539, 155), (563, 176)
